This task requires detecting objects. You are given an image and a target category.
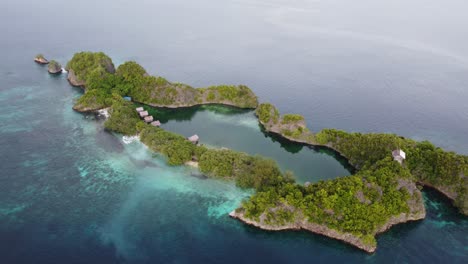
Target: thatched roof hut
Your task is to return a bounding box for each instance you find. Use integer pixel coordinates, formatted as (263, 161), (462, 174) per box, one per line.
(151, 120), (161, 127)
(144, 116), (154, 123)
(136, 107), (144, 112)
(139, 111), (149, 117)
(188, 134), (199, 144)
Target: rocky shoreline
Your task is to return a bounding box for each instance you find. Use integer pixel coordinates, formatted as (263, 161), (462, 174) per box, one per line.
(67, 69), (86, 87)
(133, 99), (257, 111)
(230, 179), (426, 253)
(230, 209), (425, 253)
(230, 210), (377, 252)
(257, 118), (358, 169)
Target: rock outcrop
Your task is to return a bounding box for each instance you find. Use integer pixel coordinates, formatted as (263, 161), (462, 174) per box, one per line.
(255, 103), (315, 143)
(66, 51), (116, 88)
(67, 69), (86, 87)
(34, 54), (49, 64)
(47, 60), (62, 74)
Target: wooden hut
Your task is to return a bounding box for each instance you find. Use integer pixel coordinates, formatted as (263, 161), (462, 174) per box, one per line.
(136, 107), (144, 112)
(392, 149), (406, 164)
(139, 111), (149, 117)
(151, 120), (161, 127)
(144, 116), (154, 123)
(188, 134), (199, 144)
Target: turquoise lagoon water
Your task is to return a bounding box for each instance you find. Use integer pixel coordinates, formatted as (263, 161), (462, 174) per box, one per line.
(1, 0), (468, 263)
(145, 105), (352, 183)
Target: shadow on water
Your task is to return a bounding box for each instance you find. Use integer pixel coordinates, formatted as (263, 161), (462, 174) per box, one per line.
(135, 103), (252, 123)
(258, 123), (305, 154)
(422, 188), (468, 220)
(47, 72), (66, 80)
(258, 122), (356, 174)
(310, 145), (356, 174)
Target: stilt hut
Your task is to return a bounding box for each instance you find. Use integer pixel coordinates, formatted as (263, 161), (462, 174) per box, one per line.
(188, 134), (199, 144)
(139, 111), (149, 118)
(151, 120), (161, 127)
(136, 107), (144, 112)
(144, 116), (154, 123)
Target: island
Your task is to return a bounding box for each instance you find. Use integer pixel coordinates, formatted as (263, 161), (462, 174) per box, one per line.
(34, 54), (49, 64)
(48, 60), (62, 74)
(66, 52), (258, 112)
(58, 51), (467, 253)
(256, 103), (315, 144)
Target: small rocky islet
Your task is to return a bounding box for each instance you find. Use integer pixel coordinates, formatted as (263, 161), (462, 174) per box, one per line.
(35, 54), (64, 74)
(47, 60), (63, 74)
(34, 54), (49, 64)
(44, 51), (467, 253)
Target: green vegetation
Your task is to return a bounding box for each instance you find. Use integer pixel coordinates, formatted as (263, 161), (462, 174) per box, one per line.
(73, 89), (111, 112)
(314, 129), (468, 214)
(104, 95), (143, 135)
(48, 60), (61, 68)
(140, 126), (198, 166)
(102, 96), (291, 189)
(406, 141), (467, 188)
(199, 149), (293, 189)
(239, 106), (466, 249)
(405, 141), (468, 213)
(202, 85), (258, 108)
(48, 60), (62, 73)
(315, 129), (411, 169)
(65, 51), (468, 251)
(35, 54), (45, 60)
(257, 103), (314, 142)
(255, 103), (279, 124)
(140, 126), (293, 189)
(66, 52), (115, 84)
(241, 158), (418, 247)
(281, 114), (304, 124)
(67, 52), (258, 111)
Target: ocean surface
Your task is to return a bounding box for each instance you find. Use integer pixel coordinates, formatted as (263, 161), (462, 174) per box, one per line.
(1, 0), (467, 263)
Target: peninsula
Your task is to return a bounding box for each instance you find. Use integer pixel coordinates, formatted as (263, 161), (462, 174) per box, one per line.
(66, 52), (258, 112)
(58, 51), (467, 253)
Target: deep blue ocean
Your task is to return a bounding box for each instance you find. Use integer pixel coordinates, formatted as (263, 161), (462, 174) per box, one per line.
(1, 0), (467, 263)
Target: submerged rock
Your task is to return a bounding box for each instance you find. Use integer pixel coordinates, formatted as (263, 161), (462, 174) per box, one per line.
(34, 54), (49, 64)
(48, 60), (62, 74)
